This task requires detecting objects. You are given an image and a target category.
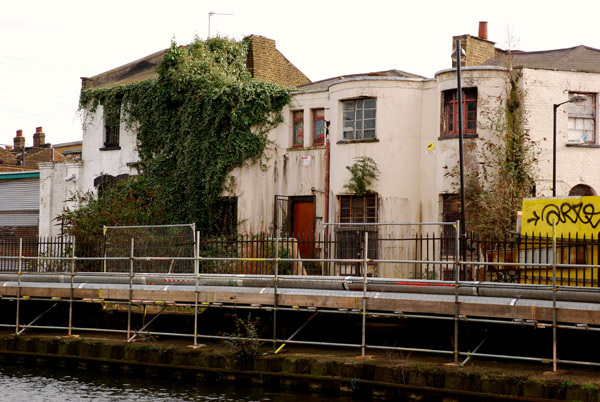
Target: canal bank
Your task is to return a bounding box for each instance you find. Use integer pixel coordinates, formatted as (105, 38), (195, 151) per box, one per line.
(0, 333), (599, 401)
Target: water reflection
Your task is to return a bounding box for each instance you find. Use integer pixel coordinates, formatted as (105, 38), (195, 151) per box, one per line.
(0, 363), (353, 401)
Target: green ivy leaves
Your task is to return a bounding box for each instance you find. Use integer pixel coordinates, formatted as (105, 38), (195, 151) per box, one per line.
(73, 36), (291, 235)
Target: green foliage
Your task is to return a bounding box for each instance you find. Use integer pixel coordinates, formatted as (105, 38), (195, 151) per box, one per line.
(265, 242), (293, 275)
(582, 383), (597, 392)
(59, 176), (169, 240)
(76, 36), (291, 234)
(343, 156), (380, 196)
(224, 313), (262, 368)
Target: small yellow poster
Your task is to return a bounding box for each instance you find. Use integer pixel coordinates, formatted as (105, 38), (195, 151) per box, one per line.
(426, 142), (435, 155)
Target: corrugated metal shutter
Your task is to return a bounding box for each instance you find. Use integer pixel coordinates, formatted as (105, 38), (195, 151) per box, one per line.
(0, 213), (38, 226)
(0, 179), (39, 226)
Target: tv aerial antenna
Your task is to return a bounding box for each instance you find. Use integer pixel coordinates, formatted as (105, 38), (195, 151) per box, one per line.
(208, 11), (233, 38)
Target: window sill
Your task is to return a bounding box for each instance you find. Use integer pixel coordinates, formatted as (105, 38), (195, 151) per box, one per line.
(566, 143), (600, 148)
(438, 134), (478, 141)
(286, 145), (326, 152)
(100, 146), (121, 151)
(336, 138), (379, 145)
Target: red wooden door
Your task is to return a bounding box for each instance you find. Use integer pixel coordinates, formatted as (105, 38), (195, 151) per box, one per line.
(292, 200), (314, 258)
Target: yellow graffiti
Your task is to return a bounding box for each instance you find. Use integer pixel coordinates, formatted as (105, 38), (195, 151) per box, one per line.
(521, 196), (600, 237)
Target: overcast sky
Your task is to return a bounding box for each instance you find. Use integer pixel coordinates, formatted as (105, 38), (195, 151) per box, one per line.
(2, 0), (600, 147)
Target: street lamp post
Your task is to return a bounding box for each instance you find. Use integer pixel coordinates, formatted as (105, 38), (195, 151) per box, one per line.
(455, 40), (467, 265)
(552, 94), (587, 196)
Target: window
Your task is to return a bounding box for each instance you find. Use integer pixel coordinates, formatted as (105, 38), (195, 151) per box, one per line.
(336, 194), (378, 275)
(292, 110), (304, 147)
(569, 184), (596, 196)
(213, 197), (238, 236)
(312, 109), (325, 146)
(441, 194), (460, 256)
(339, 194), (377, 223)
(342, 98), (376, 141)
(442, 88), (477, 136)
(93, 174), (127, 197)
(103, 102), (121, 148)
(568, 93), (596, 144)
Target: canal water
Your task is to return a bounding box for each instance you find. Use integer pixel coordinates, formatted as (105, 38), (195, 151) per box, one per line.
(0, 363), (355, 401)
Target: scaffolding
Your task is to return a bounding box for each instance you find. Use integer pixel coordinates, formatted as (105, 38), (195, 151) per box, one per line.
(1, 222), (600, 372)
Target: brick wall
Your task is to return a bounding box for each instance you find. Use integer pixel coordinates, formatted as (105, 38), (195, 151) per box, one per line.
(452, 35), (496, 67)
(246, 35), (310, 87)
(23, 148), (67, 170)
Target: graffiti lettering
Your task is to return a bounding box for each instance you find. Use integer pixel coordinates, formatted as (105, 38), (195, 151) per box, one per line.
(528, 202), (600, 228)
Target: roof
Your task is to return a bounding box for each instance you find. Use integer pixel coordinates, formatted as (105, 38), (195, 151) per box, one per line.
(82, 49), (167, 89)
(298, 69), (426, 92)
(0, 171), (39, 180)
(82, 35), (310, 90)
(483, 45), (600, 74)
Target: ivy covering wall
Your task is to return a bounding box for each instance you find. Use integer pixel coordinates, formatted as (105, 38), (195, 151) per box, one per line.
(63, 37), (291, 237)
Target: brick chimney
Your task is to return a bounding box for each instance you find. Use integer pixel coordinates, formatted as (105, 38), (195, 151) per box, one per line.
(33, 126), (45, 148)
(478, 21), (488, 40)
(244, 35), (310, 87)
(13, 130), (25, 152)
(452, 22), (495, 67)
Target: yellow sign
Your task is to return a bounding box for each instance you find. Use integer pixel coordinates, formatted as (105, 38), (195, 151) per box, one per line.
(521, 196), (600, 237)
(426, 142), (435, 155)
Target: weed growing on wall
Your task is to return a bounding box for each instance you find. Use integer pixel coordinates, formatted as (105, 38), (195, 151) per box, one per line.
(446, 70), (538, 235)
(343, 156), (380, 196)
(70, 37), (290, 235)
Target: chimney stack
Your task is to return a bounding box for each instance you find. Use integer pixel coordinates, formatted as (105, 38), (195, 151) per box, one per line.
(13, 130), (25, 152)
(478, 21), (488, 40)
(33, 126), (46, 148)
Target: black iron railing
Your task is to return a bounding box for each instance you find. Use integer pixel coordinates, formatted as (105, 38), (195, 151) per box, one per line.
(0, 232), (598, 285)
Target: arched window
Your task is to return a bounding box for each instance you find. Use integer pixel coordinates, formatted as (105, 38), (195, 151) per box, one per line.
(93, 174), (129, 198)
(569, 184), (596, 197)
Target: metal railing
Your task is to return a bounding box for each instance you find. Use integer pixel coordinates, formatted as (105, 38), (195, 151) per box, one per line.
(1, 224), (600, 372)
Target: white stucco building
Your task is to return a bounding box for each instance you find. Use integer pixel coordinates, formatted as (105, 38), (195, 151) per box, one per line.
(39, 23), (600, 277)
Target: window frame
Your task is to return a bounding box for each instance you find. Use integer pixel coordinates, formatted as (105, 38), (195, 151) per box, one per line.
(568, 92), (597, 145)
(442, 88), (477, 137)
(441, 194), (460, 257)
(312, 108), (325, 146)
(336, 193), (378, 273)
(341, 98), (376, 141)
(339, 193), (378, 223)
(292, 110), (304, 148)
(102, 102), (121, 149)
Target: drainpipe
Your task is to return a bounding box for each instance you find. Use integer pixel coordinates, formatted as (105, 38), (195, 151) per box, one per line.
(323, 121), (331, 275)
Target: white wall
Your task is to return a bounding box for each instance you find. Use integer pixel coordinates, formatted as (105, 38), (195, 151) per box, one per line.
(39, 161), (82, 237)
(521, 68), (600, 196)
(80, 106), (139, 194)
